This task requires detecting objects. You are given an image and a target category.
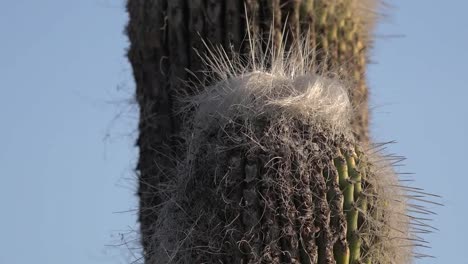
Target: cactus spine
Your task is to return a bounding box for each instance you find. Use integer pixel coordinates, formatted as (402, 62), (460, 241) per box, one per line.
(126, 0), (435, 263)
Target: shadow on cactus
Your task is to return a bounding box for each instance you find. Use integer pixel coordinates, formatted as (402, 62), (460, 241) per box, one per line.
(144, 31), (440, 264)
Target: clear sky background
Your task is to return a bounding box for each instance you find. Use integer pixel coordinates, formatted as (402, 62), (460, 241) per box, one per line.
(0, 0), (465, 263)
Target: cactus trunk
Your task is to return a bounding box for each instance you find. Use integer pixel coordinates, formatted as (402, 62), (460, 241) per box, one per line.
(125, 1), (429, 263)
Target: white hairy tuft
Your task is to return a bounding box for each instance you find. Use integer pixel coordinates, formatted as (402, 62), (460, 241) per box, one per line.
(180, 34), (355, 141)
(191, 71), (352, 133)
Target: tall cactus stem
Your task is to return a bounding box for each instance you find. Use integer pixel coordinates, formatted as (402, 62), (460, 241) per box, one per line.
(125, 1), (438, 263)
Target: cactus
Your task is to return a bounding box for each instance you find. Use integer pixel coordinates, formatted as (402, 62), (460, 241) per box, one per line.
(150, 38), (422, 263)
(125, 0), (436, 263)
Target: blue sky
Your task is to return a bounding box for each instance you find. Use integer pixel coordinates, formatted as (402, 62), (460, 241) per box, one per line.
(0, 1), (466, 263)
